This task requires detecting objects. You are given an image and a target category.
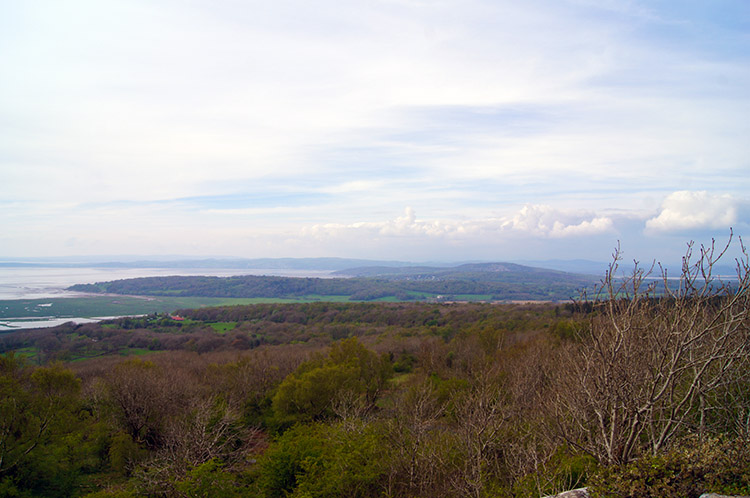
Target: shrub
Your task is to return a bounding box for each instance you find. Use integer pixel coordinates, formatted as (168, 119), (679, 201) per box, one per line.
(174, 459), (240, 498)
(589, 436), (750, 498)
(254, 422), (385, 498)
(272, 338), (392, 423)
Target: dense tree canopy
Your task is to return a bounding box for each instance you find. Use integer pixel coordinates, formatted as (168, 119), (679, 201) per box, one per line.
(1, 237), (749, 497)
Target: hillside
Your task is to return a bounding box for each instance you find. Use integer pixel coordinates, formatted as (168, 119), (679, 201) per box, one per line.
(68, 262), (597, 302)
(3, 290), (749, 497)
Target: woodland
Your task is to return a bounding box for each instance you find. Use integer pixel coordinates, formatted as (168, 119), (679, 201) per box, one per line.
(67, 263), (596, 303)
(2, 241), (750, 497)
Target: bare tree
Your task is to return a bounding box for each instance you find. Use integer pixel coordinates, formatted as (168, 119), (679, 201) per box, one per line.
(160, 396), (261, 469)
(554, 234), (750, 464)
(384, 380), (456, 497)
(102, 358), (188, 449)
(500, 339), (576, 496)
(450, 365), (508, 498)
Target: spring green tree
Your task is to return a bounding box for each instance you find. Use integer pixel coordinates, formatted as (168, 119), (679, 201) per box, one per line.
(0, 354), (82, 495)
(272, 338), (392, 423)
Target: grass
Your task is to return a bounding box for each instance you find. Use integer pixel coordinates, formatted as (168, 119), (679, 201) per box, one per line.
(451, 294), (494, 301)
(0, 296), (294, 320)
(2, 345), (158, 363)
(118, 348), (153, 356)
(7, 346), (39, 359)
(0, 293), (499, 323)
(389, 373), (413, 386)
(293, 294), (354, 302)
(209, 322), (237, 334)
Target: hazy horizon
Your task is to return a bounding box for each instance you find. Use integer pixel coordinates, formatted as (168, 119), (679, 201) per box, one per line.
(2, 1), (748, 264)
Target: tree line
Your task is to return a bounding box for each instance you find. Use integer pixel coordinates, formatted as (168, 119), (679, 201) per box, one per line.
(2, 238), (750, 497)
(68, 269), (595, 302)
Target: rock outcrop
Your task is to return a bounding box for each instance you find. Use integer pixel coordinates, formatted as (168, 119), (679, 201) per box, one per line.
(543, 488), (749, 498)
(542, 488), (589, 498)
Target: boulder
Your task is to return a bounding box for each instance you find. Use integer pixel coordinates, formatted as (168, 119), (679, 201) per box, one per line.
(542, 488), (590, 498)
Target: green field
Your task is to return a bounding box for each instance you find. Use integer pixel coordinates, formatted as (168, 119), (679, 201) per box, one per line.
(450, 294), (494, 301)
(208, 321), (237, 333)
(0, 296), (279, 320)
(0, 295), (384, 323)
(0, 292), (502, 324)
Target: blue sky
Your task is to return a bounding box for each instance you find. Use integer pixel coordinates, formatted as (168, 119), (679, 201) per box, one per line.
(1, 0), (749, 264)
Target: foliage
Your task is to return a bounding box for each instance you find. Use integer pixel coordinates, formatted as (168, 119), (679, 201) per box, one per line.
(254, 421), (386, 498)
(272, 338), (392, 424)
(0, 296), (263, 321)
(0, 354), (84, 496)
(1, 302), (561, 361)
(512, 447), (598, 498)
(66, 264), (595, 302)
(588, 436), (750, 498)
(3, 239), (750, 498)
(174, 459), (241, 498)
(108, 432), (146, 476)
(79, 488), (136, 498)
(553, 237), (750, 464)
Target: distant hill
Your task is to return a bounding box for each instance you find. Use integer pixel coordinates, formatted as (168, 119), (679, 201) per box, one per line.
(333, 262), (576, 278)
(68, 262), (597, 302)
(511, 259), (610, 275)
(512, 258), (741, 278)
(3, 256), (736, 277)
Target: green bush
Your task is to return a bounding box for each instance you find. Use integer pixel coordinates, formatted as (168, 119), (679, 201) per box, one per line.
(589, 436), (750, 498)
(108, 432), (146, 476)
(79, 488), (137, 498)
(0, 356), (85, 497)
(175, 459), (240, 498)
(254, 421), (386, 498)
(513, 448), (597, 498)
(272, 338), (392, 423)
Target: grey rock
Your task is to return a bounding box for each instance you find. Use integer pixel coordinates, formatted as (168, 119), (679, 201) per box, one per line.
(700, 494), (750, 498)
(542, 488), (590, 498)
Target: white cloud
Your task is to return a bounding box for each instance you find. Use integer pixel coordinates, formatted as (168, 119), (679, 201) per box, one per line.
(303, 205), (614, 241)
(645, 191), (741, 233)
(320, 181), (388, 194)
(552, 217), (615, 237)
(1, 1), (748, 260)
(501, 204), (614, 237)
(5, 0), (746, 207)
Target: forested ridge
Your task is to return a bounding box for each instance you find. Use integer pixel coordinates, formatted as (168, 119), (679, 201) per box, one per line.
(3, 243), (750, 497)
(68, 264), (596, 302)
(0, 302), (562, 362)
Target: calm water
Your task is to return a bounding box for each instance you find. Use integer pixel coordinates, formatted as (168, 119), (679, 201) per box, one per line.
(0, 267), (335, 300)
(0, 267), (335, 330)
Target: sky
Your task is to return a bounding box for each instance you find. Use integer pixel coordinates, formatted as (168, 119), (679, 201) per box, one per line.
(1, 0), (749, 264)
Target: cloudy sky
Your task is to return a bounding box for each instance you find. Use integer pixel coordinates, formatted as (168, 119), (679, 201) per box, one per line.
(1, 0), (749, 264)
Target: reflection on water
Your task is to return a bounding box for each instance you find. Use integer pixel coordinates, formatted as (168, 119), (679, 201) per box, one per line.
(0, 267), (335, 330)
(0, 317), (102, 331)
(0, 267), (335, 300)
